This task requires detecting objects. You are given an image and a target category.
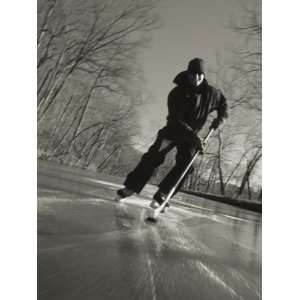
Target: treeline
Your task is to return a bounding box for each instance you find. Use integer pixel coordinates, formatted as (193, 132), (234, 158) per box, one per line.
(37, 0), (159, 173)
(186, 1), (262, 201)
(151, 1), (262, 201)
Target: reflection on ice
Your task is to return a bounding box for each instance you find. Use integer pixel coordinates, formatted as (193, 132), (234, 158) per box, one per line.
(38, 160), (261, 300)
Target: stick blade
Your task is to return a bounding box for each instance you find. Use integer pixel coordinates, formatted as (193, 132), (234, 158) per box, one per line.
(145, 207), (160, 222)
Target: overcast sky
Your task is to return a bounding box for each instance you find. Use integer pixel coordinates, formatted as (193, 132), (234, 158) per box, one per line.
(136, 0), (257, 144)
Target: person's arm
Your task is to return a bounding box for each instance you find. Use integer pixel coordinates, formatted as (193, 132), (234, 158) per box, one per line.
(167, 88), (194, 134)
(210, 90), (228, 129)
(167, 88), (205, 151)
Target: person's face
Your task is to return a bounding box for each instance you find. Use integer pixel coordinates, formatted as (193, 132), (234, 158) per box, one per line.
(188, 72), (205, 87)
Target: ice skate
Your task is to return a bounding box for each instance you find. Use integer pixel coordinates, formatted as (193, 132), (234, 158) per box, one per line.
(115, 187), (134, 201)
(149, 191), (170, 213)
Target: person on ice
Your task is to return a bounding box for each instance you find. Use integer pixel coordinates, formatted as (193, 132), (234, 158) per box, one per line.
(117, 58), (228, 209)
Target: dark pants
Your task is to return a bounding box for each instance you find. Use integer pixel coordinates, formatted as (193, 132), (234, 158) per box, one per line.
(124, 128), (197, 196)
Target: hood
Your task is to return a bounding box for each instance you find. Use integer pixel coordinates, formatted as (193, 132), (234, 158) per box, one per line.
(173, 71), (189, 86)
(173, 70), (208, 90)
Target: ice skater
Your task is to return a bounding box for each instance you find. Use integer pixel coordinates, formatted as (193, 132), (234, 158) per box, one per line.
(117, 58), (228, 209)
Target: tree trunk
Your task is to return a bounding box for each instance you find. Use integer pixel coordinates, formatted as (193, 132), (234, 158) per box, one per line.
(237, 147), (261, 197)
(217, 131), (225, 195)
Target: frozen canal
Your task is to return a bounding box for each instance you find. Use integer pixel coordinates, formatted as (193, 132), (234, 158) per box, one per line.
(38, 160), (261, 300)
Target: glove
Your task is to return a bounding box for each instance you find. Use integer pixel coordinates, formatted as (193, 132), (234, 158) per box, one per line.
(209, 118), (223, 130)
(191, 133), (204, 153)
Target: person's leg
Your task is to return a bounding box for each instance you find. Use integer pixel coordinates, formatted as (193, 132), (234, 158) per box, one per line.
(122, 130), (175, 194)
(158, 142), (197, 197)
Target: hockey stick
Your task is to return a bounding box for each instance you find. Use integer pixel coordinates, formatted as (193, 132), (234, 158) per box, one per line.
(146, 128), (215, 221)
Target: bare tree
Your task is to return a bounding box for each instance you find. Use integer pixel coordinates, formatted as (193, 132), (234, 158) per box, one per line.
(195, 1), (262, 199)
(229, 0), (262, 112)
(38, 0), (159, 119)
(37, 0), (160, 170)
(236, 146), (262, 198)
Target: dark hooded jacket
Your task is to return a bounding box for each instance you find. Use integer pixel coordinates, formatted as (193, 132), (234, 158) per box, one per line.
(162, 70), (228, 140)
